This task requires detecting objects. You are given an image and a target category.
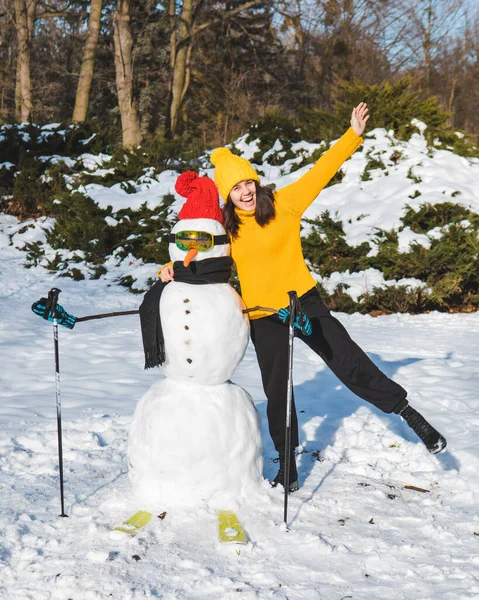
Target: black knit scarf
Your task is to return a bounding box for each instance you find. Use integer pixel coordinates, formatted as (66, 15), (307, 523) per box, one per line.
(139, 256), (233, 369)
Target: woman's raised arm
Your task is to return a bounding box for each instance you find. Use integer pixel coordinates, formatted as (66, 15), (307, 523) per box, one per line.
(278, 103), (369, 215)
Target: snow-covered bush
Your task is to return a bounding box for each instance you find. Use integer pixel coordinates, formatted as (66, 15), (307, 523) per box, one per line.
(302, 211), (371, 276)
(2, 82), (479, 311)
(24, 191), (175, 288)
(302, 206), (479, 313)
(256, 79), (478, 159)
(245, 110), (300, 165)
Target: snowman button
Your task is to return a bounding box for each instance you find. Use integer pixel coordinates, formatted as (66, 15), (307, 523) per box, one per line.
(185, 310), (190, 314)
(186, 358), (192, 364)
(184, 298), (190, 303)
(185, 325), (189, 330)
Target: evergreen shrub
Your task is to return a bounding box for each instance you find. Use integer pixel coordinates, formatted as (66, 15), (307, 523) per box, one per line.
(426, 224), (479, 307)
(26, 190), (175, 287)
(0, 122), (105, 166)
(296, 107), (338, 143)
(321, 283), (359, 313)
(361, 152), (388, 181)
(331, 79), (449, 142)
(0, 123), (106, 217)
(246, 110), (300, 164)
(407, 167), (422, 184)
(0, 163), (15, 199)
(358, 285), (440, 315)
(302, 204), (479, 313)
(369, 231), (428, 281)
(290, 79), (478, 158)
(78, 139), (182, 188)
(302, 211), (371, 276)
(46, 191), (114, 261)
(113, 195), (176, 266)
(402, 202), (478, 233)
(12, 157), (51, 216)
(286, 148), (345, 187)
(288, 145), (326, 171)
(217, 79), (478, 175)
(331, 79), (478, 156)
(235, 79), (478, 173)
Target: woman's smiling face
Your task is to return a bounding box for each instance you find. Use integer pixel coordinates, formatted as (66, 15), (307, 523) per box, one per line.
(229, 179), (257, 211)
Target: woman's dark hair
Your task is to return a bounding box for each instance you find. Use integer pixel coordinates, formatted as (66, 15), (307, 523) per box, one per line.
(222, 181), (276, 239)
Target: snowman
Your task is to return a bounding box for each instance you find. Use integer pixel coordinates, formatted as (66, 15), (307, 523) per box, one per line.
(129, 172), (263, 510)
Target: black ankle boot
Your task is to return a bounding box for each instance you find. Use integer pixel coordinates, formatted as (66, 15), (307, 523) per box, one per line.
(397, 404), (447, 454)
(271, 450), (299, 492)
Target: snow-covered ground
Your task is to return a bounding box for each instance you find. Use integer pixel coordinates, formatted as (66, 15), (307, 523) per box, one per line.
(1, 216), (479, 599)
(2, 121), (479, 599)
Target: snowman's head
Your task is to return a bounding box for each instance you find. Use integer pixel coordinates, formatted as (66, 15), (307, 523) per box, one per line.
(171, 171), (229, 266)
(169, 218), (230, 265)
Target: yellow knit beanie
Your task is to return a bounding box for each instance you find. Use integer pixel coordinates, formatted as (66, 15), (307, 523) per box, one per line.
(210, 148), (260, 201)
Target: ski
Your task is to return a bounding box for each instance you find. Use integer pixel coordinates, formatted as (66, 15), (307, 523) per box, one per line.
(114, 510), (152, 535)
(218, 510), (248, 544)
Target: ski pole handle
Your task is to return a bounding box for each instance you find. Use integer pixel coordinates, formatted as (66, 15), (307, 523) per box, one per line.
(45, 288), (62, 320)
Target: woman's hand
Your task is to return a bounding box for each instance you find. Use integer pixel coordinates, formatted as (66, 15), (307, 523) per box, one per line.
(160, 265), (175, 282)
(351, 102), (369, 136)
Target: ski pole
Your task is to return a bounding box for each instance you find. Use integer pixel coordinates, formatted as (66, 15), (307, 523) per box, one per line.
(76, 309), (139, 323)
(283, 290), (298, 527)
(44, 288), (68, 518)
(32, 291), (280, 327)
(76, 305), (279, 322)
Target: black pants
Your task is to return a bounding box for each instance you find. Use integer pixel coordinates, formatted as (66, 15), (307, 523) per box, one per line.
(250, 287), (407, 452)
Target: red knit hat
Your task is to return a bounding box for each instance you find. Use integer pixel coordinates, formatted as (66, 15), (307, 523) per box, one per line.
(175, 171), (223, 224)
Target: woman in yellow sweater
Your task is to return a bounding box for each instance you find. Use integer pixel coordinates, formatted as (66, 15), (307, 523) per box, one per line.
(161, 103), (447, 490)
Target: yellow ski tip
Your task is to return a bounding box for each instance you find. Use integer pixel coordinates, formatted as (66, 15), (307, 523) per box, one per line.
(218, 510), (248, 544)
(114, 510), (152, 535)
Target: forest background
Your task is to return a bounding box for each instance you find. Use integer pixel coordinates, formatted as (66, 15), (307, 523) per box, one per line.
(1, 0), (479, 314)
(2, 0), (478, 147)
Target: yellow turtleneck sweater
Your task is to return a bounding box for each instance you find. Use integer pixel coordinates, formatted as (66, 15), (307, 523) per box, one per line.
(233, 127), (363, 319)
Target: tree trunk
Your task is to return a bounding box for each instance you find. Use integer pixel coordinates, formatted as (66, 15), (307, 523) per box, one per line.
(113, 0), (141, 148)
(14, 0), (35, 122)
(446, 75), (458, 128)
(280, 3), (306, 100)
(168, 0), (177, 89)
(423, 0), (433, 94)
(166, 0), (193, 138)
(165, 0), (264, 138)
(72, 0), (103, 123)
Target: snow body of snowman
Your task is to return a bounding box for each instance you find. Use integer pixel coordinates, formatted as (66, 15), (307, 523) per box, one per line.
(129, 172), (263, 510)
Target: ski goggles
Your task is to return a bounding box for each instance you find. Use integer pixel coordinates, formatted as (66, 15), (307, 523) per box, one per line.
(169, 230), (229, 252)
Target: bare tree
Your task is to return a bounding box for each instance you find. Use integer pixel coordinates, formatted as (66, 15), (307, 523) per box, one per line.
(166, 0), (193, 138)
(72, 0), (103, 123)
(278, 0), (397, 106)
(0, 1), (15, 120)
(113, 0), (141, 148)
(166, 0), (265, 138)
(433, 6), (479, 131)
(14, 0), (36, 121)
(387, 0), (465, 92)
(275, 0), (307, 86)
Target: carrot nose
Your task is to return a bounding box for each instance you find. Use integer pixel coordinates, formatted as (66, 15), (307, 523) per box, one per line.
(183, 248), (198, 267)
